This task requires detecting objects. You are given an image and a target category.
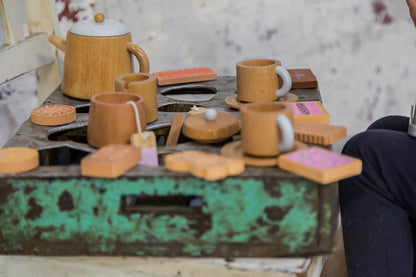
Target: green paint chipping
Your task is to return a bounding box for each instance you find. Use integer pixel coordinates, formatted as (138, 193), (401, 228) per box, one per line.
(0, 177), (320, 255)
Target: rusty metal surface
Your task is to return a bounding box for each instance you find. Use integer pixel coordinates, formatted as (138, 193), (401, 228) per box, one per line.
(0, 76), (337, 257)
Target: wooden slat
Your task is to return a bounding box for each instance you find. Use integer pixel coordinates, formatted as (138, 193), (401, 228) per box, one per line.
(0, 33), (55, 84)
(0, 0), (25, 44)
(23, 0), (61, 103)
(0, 256), (325, 277)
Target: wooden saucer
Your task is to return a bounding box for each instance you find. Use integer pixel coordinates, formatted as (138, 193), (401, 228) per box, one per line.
(224, 93), (299, 110)
(0, 147), (39, 173)
(220, 140), (308, 167)
(31, 104), (76, 126)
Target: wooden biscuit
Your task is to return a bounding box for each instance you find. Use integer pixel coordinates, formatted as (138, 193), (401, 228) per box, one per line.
(288, 69), (318, 89)
(81, 144), (141, 178)
(31, 105), (76, 126)
(164, 150), (244, 181)
(291, 101), (330, 124)
(155, 67), (217, 86)
(0, 147), (39, 174)
(294, 121), (347, 145)
(277, 147), (362, 185)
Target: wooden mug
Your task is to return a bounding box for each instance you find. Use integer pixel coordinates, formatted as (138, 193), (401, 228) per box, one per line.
(240, 102), (294, 157)
(115, 73), (158, 123)
(236, 59), (292, 102)
(87, 92), (147, 148)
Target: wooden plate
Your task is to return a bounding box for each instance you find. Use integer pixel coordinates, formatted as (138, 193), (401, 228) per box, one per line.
(224, 93), (299, 110)
(220, 140), (308, 167)
(31, 104), (76, 126)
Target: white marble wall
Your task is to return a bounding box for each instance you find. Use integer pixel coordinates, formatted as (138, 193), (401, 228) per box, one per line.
(1, 0), (416, 147)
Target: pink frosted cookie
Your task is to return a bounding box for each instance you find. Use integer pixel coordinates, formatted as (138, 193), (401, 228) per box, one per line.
(277, 147), (362, 184)
(290, 101), (329, 124)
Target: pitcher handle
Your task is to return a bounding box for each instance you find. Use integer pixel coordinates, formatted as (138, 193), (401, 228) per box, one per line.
(275, 66), (292, 98)
(276, 114), (294, 152)
(126, 42), (150, 73)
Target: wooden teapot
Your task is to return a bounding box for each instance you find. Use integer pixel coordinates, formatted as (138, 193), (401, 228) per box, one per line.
(49, 13), (150, 100)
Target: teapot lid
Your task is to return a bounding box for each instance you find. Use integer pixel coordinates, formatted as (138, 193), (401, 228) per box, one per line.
(70, 13), (129, 37)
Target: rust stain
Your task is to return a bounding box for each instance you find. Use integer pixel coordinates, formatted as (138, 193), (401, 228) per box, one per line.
(58, 191), (74, 211)
(372, 0), (394, 25)
(264, 206), (289, 221)
(34, 226), (55, 240)
(267, 225), (281, 235)
(263, 181), (282, 198)
(0, 183), (16, 205)
(25, 198), (43, 220)
(57, 0), (86, 22)
(24, 186), (36, 195)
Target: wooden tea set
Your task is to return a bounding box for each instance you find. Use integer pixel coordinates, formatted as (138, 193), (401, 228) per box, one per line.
(0, 13), (362, 185)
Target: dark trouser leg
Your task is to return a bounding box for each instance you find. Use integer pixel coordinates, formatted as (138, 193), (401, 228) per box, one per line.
(339, 116), (416, 277)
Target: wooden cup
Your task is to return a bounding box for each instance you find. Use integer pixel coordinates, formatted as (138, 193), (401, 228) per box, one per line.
(115, 73), (158, 123)
(87, 92), (147, 148)
(240, 102), (294, 157)
(236, 59), (292, 102)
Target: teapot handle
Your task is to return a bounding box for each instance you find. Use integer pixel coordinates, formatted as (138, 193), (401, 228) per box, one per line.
(126, 42), (150, 73)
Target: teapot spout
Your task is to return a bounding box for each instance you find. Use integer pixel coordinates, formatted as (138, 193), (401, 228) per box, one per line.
(48, 34), (66, 52)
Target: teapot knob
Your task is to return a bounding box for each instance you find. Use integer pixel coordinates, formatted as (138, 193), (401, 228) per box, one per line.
(94, 13), (105, 23)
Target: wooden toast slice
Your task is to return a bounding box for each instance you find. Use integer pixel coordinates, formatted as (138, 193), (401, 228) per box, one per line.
(277, 147), (362, 185)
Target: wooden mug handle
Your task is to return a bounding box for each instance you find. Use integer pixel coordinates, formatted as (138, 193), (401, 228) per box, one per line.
(126, 42), (150, 73)
(276, 114), (294, 152)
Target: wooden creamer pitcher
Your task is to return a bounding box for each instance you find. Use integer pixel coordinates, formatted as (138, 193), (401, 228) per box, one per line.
(49, 13), (149, 100)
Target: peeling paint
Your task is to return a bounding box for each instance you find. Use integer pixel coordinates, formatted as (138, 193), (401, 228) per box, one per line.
(372, 0), (394, 25)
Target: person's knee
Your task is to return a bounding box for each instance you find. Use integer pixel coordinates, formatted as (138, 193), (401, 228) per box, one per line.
(367, 115), (408, 131)
(341, 131), (374, 158)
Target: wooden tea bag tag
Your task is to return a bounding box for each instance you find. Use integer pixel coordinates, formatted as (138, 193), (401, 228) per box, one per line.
(131, 131), (158, 167)
(127, 101), (158, 167)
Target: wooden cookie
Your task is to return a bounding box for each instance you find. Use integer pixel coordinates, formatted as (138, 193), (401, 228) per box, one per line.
(81, 144), (141, 178)
(288, 69), (318, 89)
(155, 67), (217, 86)
(164, 150), (245, 181)
(290, 101), (329, 124)
(294, 121), (347, 145)
(0, 147), (39, 174)
(277, 147), (362, 185)
(31, 105), (76, 126)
